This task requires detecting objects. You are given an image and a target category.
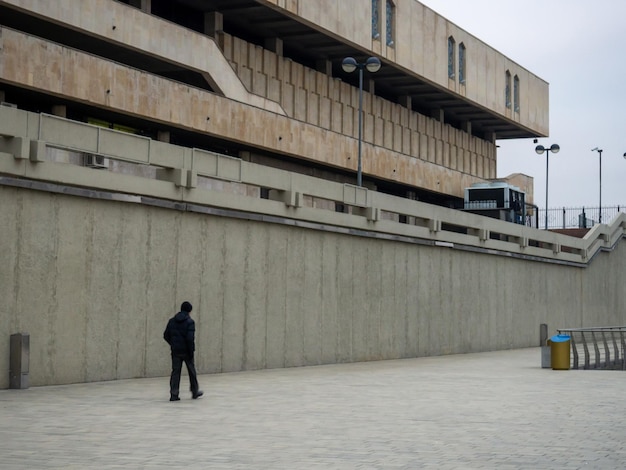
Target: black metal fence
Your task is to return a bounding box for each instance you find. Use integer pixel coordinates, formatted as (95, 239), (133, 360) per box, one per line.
(527, 205), (625, 229)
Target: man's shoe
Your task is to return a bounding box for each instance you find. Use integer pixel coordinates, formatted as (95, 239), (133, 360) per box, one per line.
(170, 395), (180, 401)
(192, 390), (204, 399)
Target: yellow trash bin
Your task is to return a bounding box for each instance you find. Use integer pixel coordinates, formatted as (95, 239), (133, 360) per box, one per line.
(550, 334), (571, 370)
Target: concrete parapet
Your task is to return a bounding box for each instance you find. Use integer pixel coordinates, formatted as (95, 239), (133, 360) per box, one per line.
(0, 136), (29, 159)
(1, 106), (624, 267)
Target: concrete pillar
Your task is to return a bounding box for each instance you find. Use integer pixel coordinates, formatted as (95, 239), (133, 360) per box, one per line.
(157, 130), (170, 143)
(461, 120), (471, 134)
(0, 90), (5, 102)
(431, 108), (444, 122)
(129, 0), (151, 12)
(265, 37), (283, 56)
(399, 95), (412, 109)
(204, 12), (224, 38)
(51, 105), (67, 118)
(316, 59), (332, 76)
(10, 333), (29, 389)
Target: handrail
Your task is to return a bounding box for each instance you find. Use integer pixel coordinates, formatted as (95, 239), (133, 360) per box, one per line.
(557, 327), (626, 370)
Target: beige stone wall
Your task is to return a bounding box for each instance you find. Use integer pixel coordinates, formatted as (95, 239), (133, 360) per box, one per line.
(0, 25), (488, 198)
(0, 0), (284, 114)
(1, 184), (625, 389)
(261, 0), (549, 136)
(222, 33), (497, 182)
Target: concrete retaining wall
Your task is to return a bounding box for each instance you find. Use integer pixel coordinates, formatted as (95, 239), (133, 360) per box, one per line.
(2, 184), (625, 388)
(1, 107), (625, 388)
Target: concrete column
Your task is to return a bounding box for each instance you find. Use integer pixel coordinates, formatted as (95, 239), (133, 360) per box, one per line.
(461, 120), (472, 134)
(129, 0), (151, 12)
(484, 131), (496, 143)
(399, 95), (412, 109)
(10, 333), (29, 389)
(431, 108), (444, 122)
(316, 59), (332, 76)
(0, 90), (5, 102)
(51, 105), (67, 118)
(204, 12), (224, 38)
(265, 37), (283, 56)
(157, 130), (170, 143)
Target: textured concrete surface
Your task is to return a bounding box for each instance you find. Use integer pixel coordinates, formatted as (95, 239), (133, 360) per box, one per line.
(1, 347), (625, 469)
(3, 178), (626, 389)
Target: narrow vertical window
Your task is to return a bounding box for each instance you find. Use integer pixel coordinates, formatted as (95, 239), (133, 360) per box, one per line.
(372, 0), (380, 39)
(514, 75), (520, 112)
(386, 0), (395, 46)
(448, 36), (456, 79)
(505, 70), (511, 108)
(458, 42), (466, 84)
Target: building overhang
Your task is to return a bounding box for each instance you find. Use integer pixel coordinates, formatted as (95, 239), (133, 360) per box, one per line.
(178, 0), (542, 140)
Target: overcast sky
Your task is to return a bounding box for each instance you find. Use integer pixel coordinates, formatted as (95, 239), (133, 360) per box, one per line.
(420, 0), (626, 210)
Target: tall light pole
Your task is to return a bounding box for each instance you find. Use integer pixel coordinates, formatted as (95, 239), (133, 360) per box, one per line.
(535, 143), (560, 230)
(341, 56), (381, 187)
(591, 147), (603, 223)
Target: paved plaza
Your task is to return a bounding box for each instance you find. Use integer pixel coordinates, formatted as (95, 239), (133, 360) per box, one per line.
(1, 347), (625, 469)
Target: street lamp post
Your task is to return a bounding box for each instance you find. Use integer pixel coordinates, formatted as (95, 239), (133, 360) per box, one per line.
(341, 56), (381, 187)
(591, 147), (603, 223)
(535, 143), (560, 230)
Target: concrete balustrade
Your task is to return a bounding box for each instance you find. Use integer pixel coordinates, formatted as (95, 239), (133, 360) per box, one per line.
(0, 106), (623, 267)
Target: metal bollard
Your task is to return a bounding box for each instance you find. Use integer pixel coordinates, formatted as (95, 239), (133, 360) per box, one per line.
(10, 333), (30, 389)
(540, 324), (551, 368)
(539, 323), (548, 346)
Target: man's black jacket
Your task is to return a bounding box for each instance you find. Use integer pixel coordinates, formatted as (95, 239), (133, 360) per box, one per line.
(163, 311), (195, 356)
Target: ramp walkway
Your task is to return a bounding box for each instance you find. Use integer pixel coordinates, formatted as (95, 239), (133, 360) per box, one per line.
(1, 348), (625, 469)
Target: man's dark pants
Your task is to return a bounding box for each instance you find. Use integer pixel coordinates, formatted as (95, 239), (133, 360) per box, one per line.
(170, 354), (199, 398)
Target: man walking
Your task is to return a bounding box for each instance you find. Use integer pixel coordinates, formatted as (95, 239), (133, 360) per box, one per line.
(163, 301), (203, 401)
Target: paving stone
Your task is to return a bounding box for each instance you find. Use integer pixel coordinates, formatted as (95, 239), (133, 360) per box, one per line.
(0, 348), (625, 469)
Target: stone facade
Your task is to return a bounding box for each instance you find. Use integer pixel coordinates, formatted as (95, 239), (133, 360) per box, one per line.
(0, 0), (547, 202)
(222, 33), (497, 183)
(1, 1), (584, 390)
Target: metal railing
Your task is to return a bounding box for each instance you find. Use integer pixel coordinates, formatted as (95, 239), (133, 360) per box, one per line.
(532, 206), (625, 230)
(557, 327), (626, 370)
